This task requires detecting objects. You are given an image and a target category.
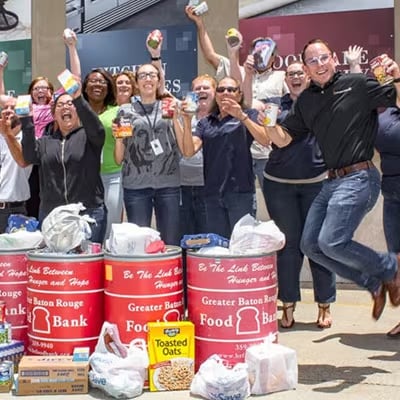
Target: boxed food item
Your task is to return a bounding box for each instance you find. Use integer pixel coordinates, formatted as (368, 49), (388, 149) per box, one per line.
(245, 341), (297, 395)
(0, 340), (24, 372)
(16, 355), (89, 396)
(148, 321), (195, 391)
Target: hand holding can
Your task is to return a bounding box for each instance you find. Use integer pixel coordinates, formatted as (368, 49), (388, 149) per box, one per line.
(370, 55), (394, 85)
(263, 103), (279, 127)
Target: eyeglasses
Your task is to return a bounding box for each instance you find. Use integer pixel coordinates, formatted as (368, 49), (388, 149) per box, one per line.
(216, 86), (239, 93)
(304, 53), (331, 66)
(32, 86), (50, 92)
(137, 72), (158, 80)
(55, 100), (74, 109)
(287, 70), (305, 78)
(87, 78), (108, 85)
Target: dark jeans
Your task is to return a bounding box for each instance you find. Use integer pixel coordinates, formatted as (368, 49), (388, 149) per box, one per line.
(301, 167), (397, 294)
(39, 204), (107, 244)
(203, 191), (254, 239)
(263, 178), (336, 303)
(0, 204), (27, 233)
(179, 185), (207, 237)
(124, 187), (181, 246)
(382, 175), (400, 253)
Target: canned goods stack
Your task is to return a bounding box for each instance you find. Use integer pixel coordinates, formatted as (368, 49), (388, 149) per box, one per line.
(0, 301), (11, 345)
(0, 361), (11, 393)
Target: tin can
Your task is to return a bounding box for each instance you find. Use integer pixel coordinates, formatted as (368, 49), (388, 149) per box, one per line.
(188, 0), (200, 6)
(2, 361), (13, 377)
(88, 242), (102, 254)
(193, 1), (208, 15)
(63, 28), (75, 45)
(0, 322), (10, 344)
(161, 97), (175, 119)
(0, 363), (11, 391)
(0, 52), (8, 67)
(263, 102), (279, 126)
(226, 28), (240, 47)
(252, 38), (276, 72)
(183, 91), (199, 114)
(370, 56), (393, 85)
(0, 301), (5, 323)
(114, 116), (132, 138)
(147, 29), (163, 49)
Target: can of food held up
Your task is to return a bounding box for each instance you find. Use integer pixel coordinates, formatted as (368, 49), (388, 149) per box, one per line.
(0, 52), (8, 67)
(161, 97), (175, 119)
(147, 29), (163, 49)
(226, 28), (240, 47)
(183, 92), (199, 113)
(370, 56), (394, 85)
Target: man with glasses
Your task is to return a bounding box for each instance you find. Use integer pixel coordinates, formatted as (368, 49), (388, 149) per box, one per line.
(264, 38), (400, 321)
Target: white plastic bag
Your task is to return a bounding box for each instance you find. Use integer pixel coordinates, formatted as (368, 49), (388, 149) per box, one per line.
(107, 222), (160, 255)
(245, 334), (297, 395)
(41, 203), (94, 253)
(89, 323), (149, 399)
(190, 354), (250, 400)
(0, 230), (43, 250)
(229, 214), (285, 255)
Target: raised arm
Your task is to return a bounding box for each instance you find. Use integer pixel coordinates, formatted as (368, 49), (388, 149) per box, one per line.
(185, 5), (221, 70)
(146, 30), (167, 95)
(64, 29), (81, 79)
(0, 58), (6, 96)
(345, 45), (363, 73)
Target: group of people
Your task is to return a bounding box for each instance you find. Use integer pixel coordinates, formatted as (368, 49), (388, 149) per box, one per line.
(1, 3), (400, 336)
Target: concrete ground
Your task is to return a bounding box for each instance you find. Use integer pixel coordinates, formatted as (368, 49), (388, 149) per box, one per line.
(1, 287), (400, 400)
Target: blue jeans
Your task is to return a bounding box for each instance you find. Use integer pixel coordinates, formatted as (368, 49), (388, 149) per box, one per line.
(301, 167), (397, 294)
(382, 176), (400, 252)
(101, 171), (123, 241)
(179, 186), (207, 236)
(204, 192), (254, 239)
(263, 178), (336, 303)
(124, 187), (181, 246)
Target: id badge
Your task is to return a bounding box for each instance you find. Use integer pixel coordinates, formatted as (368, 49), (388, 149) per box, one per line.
(150, 138), (163, 155)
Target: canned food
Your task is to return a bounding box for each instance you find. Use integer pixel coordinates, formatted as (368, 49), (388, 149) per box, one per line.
(64, 28), (75, 45)
(263, 103), (279, 127)
(1, 360), (13, 376)
(193, 1), (208, 15)
(0, 322), (10, 344)
(252, 38), (276, 72)
(88, 242), (102, 254)
(161, 97), (175, 119)
(0, 52), (8, 67)
(114, 116), (132, 138)
(147, 29), (163, 49)
(226, 28), (240, 47)
(0, 301), (5, 323)
(188, 0), (200, 6)
(0, 363), (11, 391)
(370, 56), (393, 85)
(183, 92), (199, 114)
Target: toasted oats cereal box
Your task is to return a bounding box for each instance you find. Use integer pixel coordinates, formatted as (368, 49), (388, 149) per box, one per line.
(147, 321), (195, 391)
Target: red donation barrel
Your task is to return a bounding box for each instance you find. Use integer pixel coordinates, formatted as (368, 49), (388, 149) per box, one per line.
(187, 251), (278, 369)
(0, 249), (30, 347)
(26, 251), (104, 355)
(104, 246), (183, 345)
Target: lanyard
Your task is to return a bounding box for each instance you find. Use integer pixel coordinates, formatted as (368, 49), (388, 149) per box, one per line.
(137, 100), (159, 137)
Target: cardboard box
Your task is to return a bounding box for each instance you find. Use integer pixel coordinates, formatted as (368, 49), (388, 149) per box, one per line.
(18, 356), (89, 381)
(147, 321), (195, 391)
(16, 379), (88, 396)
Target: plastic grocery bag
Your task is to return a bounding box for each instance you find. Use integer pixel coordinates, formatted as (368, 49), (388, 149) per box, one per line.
(41, 203), (94, 253)
(89, 322), (149, 399)
(245, 334), (297, 395)
(190, 354), (250, 400)
(229, 214), (285, 255)
(0, 230), (43, 250)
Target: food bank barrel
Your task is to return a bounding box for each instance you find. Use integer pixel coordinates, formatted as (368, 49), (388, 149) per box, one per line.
(26, 251), (104, 355)
(104, 246), (183, 345)
(0, 249), (30, 346)
(187, 252), (278, 369)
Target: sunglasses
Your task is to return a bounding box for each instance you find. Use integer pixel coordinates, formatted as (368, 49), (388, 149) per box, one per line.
(216, 86), (239, 93)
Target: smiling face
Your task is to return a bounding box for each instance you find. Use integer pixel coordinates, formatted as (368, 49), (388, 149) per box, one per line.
(30, 79), (52, 105)
(84, 71), (109, 103)
(53, 94), (79, 135)
(303, 42), (336, 87)
(115, 72), (135, 104)
(135, 64), (160, 101)
(215, 77), (241, 111)
(192, 76), (215, 114)
(285, 62), (309, 99)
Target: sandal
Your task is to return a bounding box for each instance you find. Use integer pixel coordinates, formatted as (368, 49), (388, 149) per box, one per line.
(317, 303), (332, 329)
(280, 302), (296, 329)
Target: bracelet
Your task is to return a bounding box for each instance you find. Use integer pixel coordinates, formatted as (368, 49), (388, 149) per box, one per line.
(151, 56), (161, 61)
(393, 77), (400, 83)
(241, 115), (249, 122)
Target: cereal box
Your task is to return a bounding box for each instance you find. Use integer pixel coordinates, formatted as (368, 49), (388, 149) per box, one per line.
(147, 321), (194, 391)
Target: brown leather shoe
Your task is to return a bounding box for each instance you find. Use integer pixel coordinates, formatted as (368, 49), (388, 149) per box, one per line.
(386, 255), (400, 306)
(371, 284), (387, 320)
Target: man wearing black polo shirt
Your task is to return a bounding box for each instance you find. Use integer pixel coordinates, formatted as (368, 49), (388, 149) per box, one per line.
(264, 38), (400, 321)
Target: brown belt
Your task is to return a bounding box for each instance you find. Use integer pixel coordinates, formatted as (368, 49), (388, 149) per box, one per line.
(328, 160), (374, 180)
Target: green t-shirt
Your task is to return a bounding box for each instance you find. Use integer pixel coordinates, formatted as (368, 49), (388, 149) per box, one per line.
(99, 105), (121, 174)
